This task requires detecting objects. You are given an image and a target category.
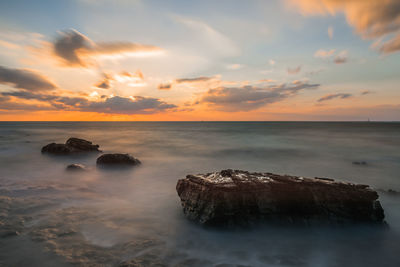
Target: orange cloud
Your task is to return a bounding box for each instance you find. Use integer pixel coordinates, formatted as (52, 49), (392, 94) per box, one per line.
(157, 75), (219, 90)
(288, 0), (400, 54)
(94, 70), (146, 89)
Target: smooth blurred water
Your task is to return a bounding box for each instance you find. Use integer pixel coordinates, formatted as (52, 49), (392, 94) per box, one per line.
(0, 122), (399, 267)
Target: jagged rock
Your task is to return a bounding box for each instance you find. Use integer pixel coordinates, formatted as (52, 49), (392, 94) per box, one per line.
(176, 169), (385, 226)
(41, 137), (100, 154)
(66, 164), (86, 171)
(96, 153), (141, 166)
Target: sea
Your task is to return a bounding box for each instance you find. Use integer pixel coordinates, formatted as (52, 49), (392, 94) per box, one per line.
(0, 122), (399, 267)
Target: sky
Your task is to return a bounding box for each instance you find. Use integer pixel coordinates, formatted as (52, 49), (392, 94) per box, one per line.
(0, 0), (399, 121)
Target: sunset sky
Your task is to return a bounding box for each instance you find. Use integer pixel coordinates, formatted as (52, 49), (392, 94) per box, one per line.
(0, 0), (399, 121)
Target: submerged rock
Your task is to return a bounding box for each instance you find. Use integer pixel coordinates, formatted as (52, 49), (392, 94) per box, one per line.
(41, 137), (100, 154)
(176, 169), (385, 226)
(96, 153), (141, 166)
(66, 164), (86, 171)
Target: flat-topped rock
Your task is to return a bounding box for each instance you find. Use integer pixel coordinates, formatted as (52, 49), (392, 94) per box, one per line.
(176, 169), (385, 226)
(41, 138), (100, 154)
(96, 153), (141, 166)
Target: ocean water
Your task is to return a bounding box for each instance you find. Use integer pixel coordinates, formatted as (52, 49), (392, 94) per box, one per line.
(0, 121), (399, 267)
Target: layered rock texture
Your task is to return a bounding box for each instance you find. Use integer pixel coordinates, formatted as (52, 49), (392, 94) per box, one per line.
(176, 169), (385, 226)
(41, 138), (101, 154)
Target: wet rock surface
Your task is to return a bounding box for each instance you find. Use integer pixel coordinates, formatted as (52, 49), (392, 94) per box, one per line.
(41, 137), (100, 154)
(96, 154), (141, 166)
(176, 169), (385, 226)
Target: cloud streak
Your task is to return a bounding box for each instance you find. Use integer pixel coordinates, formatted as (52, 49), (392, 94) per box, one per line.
(318, 93), (352, 102)
(157, 76), (217, 90)
(0, 65), (56, 91)
(199, 81), (320, 111)
(53, 29), (163, 67)
(1, 91), (176, 115)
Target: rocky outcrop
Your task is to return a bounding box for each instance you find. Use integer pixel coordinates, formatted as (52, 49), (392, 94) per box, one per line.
(66, 164), (86, 171)
(96, 153), (141, 166)
(176, 169), (385, 226)
(41, 138), (100, 154)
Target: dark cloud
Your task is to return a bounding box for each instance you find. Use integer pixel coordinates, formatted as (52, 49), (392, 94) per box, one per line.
(54, 29), (92, 67)
(200, 81), (319, 111)
(0, 65), (56, 91)
(176, 76), (214, 83)
(95, 73), (113, 89)
(318, 93), (352, 102)
(361, 90), (372, 95)
(53, 29), (163, 67)
(158, 83), (172, 90)
(287, 66), (301, 75)
(1, 91), (175, 115)
(87, 96), (176, 114)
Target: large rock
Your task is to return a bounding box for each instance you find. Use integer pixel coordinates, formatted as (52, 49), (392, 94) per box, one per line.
(41, 138), (100, 154)
(96, 153), (141, 166)
(176, 169), (385, 226)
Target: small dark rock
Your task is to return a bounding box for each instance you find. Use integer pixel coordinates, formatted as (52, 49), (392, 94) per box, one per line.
(66, 164), (86, 171)
(96, 153), (141, 166)
(41, 137), (101, 154)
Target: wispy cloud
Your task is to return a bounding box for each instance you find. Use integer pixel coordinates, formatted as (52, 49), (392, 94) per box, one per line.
(175, 76), (214, 83)
(199, 81), (319, 111)
(52, 29), (163, 67)
(318, 93), (352, 102)
(361, 90), (372, 95)
(157, 75), (218, 90)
